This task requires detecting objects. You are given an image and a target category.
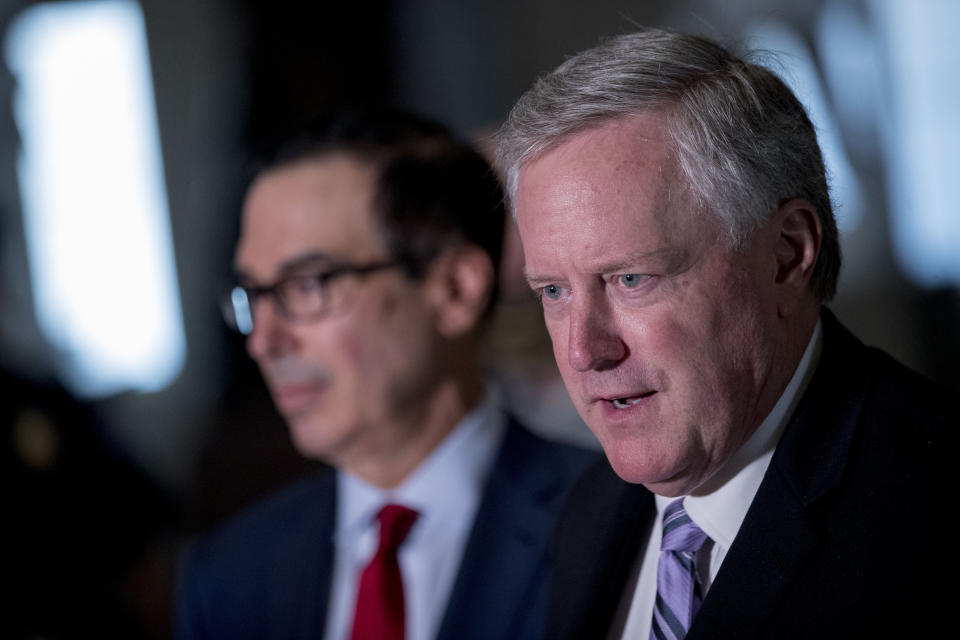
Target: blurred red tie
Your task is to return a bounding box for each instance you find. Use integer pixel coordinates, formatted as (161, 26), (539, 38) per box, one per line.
(350, 504), (419, 640)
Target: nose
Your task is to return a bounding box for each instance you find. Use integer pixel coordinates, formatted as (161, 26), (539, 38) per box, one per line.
(245, 294), (296, 362)
(566, 296), (626, 372)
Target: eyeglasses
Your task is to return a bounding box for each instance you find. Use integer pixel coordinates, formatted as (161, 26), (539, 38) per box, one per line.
(221, 261), (398, 335)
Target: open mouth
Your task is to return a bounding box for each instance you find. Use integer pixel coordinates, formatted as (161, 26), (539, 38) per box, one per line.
(609, 391), (656, 409)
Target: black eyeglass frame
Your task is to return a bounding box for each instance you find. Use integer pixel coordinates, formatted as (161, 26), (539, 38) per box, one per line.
(221, 261), (399, 335)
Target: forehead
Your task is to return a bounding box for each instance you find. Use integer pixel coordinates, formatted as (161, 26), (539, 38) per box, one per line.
(515, 114), (701, 273)
(235, 154), (386, 279)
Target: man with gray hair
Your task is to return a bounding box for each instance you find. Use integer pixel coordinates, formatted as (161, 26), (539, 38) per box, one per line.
(498, 28), (957, 638)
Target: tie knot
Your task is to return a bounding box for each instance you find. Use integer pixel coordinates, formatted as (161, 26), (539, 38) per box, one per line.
(376, 504), (419, 552)
(661, 498), (707, 553)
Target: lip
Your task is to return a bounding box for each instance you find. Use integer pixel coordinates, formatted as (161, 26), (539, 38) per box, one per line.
(592, 390), (658, 422)
(270, 380), (329, 415)
(589, 388), (657, 404)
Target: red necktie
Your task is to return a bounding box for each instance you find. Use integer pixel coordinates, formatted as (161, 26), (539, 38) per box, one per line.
(350, 504), (419, 640)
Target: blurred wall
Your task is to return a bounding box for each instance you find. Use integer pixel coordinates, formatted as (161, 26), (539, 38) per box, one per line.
(0, 0), (957, 498)
(167, 0), (960, 491)
(0, 0), (957, 636)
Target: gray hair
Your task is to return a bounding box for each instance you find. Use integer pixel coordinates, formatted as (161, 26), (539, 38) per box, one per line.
(496, 28), (841, 300)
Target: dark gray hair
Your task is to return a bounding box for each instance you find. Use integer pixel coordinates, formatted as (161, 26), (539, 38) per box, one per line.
(496, 28), (841, 300)
(254, 109), (505, 306)
(242, 110), (505, 326)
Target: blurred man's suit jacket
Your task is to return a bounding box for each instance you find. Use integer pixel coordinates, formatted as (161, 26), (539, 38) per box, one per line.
(547, 310), (958, 639)
(176, 419), (595, 639)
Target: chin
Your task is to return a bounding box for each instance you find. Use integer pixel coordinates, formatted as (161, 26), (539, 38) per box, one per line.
(603, 446), (657, 485)
(286, 415), (343, 462)
(604, 447), (700, 496)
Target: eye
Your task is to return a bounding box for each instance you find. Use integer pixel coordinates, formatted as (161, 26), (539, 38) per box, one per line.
(540, 284), (565, 301)
(617, 273), (648, 288)
(289, 276), (323, 294)
(278, 275), (324, 303)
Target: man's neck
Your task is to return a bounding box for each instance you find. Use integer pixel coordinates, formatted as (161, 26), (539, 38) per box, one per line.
(344, 372), (485, 489)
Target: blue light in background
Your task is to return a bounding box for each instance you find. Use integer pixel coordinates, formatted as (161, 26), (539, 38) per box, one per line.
(5, 0), (186, 397)
(871, 0), (960, 287)
(745, 18), (865, 235)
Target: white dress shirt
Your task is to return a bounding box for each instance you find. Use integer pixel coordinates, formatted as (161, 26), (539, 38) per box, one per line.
(323, 391), (506, 640)
(616, 321), (823, 639)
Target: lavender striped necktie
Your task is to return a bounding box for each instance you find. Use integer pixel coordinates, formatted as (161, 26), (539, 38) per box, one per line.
(650, 498), (709, 640)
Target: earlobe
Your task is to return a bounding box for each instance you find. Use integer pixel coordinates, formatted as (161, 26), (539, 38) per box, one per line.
(426, 246), (495, 338)
(774, 198), (821, 317)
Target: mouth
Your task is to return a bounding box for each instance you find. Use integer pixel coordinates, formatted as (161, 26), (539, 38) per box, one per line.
(270, 380), (329, 415)
(606, 390), (657, 410)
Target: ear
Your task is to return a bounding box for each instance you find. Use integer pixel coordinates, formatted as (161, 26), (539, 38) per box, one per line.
(772, 198), (822, 318)
(423, 245), (495, 338)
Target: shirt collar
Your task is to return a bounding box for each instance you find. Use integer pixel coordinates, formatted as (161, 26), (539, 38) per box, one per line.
(335, 388), (506, 541)
(679, 320), (823, 550)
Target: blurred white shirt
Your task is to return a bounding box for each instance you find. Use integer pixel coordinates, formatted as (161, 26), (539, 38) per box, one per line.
(324, 390), (506, 640)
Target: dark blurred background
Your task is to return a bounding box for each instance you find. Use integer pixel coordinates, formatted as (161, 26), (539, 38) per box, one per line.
(1, 0), (957, 637)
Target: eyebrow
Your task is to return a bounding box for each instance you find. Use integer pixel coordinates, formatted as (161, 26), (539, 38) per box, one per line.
(523, 248), (679, 286)
(234, 251), (337, 284)
(522, 271), (561, 288)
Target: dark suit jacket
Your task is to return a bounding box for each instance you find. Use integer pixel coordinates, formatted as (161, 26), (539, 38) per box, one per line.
(547, 310), (959, 639)
(175, 418), (596, 639)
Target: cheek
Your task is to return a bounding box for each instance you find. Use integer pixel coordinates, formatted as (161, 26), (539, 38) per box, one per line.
(661, 302), (766, 425)
(314, 318), (381, 388)
(333, 289), (410, 363)
(631, 304), (724, 402)
(338, 289), (433, 384)
(339, 332), (374, 371)
(544, 316), (571, 370)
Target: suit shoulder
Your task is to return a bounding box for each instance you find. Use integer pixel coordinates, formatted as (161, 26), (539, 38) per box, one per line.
(184, 469), (335, 579)
(821, 310), (956, 432)
(499, 419), (600, 486)
(863, 345), (958, 424)
(852, 346), (959, 482)
(561, 457), (650, 538)
(175, 470), (336, 638)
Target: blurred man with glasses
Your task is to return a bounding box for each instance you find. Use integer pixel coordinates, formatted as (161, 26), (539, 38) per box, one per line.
(174, 110), (595, 640)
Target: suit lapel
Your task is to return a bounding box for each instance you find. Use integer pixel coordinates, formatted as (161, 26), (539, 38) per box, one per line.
(310, 473), (337, 638)
(436, 420), (585, 639)
(690, 309), (871, 638)
(271, 469), (337, 639)
(688, 467), (817, 638)
(548, 460), (654, 640)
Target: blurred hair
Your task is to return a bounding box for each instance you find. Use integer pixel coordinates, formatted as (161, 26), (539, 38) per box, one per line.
(252, 109), (506, 311)
(496, 28), (841, 300)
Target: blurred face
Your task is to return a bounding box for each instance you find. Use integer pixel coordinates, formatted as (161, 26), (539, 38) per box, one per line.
(235, 154), (443, 466)
(515, 114), (787, 496)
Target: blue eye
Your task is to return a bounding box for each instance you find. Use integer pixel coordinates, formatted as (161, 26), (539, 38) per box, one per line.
(618, 274), (645, 288)
(541, 284), (563, 300)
